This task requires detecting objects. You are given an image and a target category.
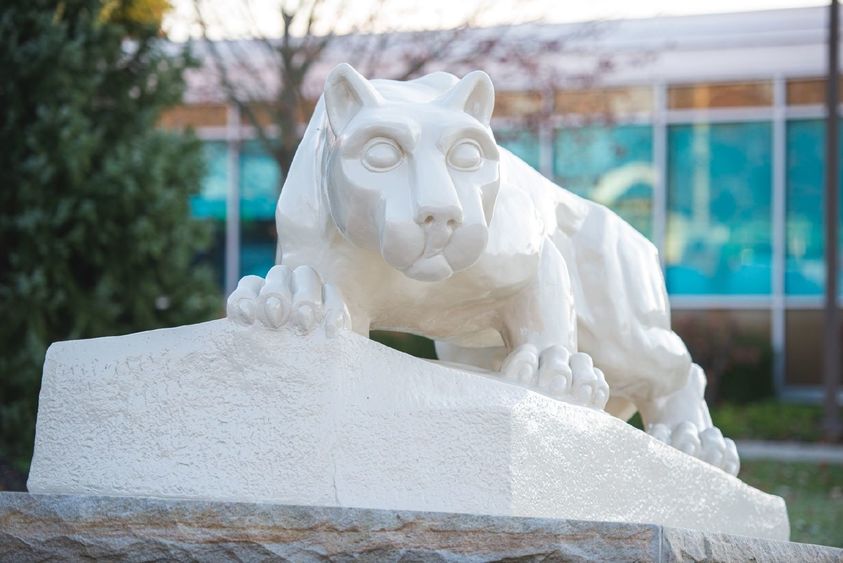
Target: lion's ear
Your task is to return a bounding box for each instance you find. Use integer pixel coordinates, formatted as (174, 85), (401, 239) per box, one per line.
(324, 63), (382, 134)
(436, 70), (495, 126)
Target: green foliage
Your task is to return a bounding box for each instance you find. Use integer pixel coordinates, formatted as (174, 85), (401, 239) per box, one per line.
(711, 401), (835, 443)
(0, 0), (220, 470)
(630, 401), (833, 443)
(369, 331), (437, 360)
(740, 461), (843, 547)
(673, 312), (775, 404)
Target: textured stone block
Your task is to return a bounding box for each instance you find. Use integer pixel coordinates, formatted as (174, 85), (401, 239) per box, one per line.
(0, 493), (839, 562)
(28, 319), (787, 540)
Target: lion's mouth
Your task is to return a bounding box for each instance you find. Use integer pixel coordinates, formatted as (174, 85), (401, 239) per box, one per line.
(403, 254), (454, 282)
(380, 221), (487, 283)
(421, 222), (453, 258)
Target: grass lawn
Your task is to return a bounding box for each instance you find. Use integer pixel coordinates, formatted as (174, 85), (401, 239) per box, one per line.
(711, 402), (840, 443)
(739, 460), (843, 548)
(630, 400), (840, 443)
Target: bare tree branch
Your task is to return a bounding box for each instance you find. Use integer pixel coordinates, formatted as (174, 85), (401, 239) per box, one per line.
(191, 0), (636, 179)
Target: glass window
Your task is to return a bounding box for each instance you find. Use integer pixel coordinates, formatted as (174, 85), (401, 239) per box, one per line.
(239, 140), (281, 220)
(191, 141), (229, 287)
(496, 129), (541, 171)
(666, 122), (772, 295)
(786, 77), (843, 106)
(555, 87), (652, 115)
(786, 120), (825, 294)
(239, 140), (281, 277)
(784, 309), (830, 386)
(159, 103), (228, 129)
(192, 141), (228, 219)
(240, 220), (277, 278)
(671, 309), (773, 402)
(494, 91), (543, 117)
(785, 119), (843, 295)
(668, 82), (772, 109)
(554, 124), (654, 238)
(195, 220), (226, 289)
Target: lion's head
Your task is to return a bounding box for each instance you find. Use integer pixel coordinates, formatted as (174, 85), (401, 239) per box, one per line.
(321, 64), (500, 282)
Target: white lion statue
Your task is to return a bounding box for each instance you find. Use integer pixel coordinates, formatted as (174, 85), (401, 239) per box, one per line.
(227, 63), (740, 475)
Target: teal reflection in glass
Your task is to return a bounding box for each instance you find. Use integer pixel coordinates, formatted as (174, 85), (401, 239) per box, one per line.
(786, 120), (824, 295)
(192, 141), (228, 219)
(240, 140), (281, 220)
(239, 141), (281, 277)
(666, 122), (772, 295)
(785, 119), (843, 295)
(240, 220), (277, 278)
(554, 125), (653, 238)
(496, 129), (540, 171)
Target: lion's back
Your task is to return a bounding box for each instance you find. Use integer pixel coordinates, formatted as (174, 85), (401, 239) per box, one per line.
(498, 147), (688, 392)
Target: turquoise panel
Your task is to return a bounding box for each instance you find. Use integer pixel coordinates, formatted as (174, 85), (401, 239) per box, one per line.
(238, 140), (281, 277)
(785, 119), (843, 295)
(554, 125), (654, 238)
(239, 220), (277, 279)
(239, 140), (282, 220)
(666, 122), (772, 295)
(496, 129), (541, 171)
(192, 141), (228, 219)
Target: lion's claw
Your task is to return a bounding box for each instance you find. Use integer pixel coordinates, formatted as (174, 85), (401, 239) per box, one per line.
(501, 344), (609, 410)
(647, 421), (740, 476)
(227, 265), (351, 337)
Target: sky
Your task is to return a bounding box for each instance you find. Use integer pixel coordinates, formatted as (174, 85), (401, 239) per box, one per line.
(165, 0), (826, 41)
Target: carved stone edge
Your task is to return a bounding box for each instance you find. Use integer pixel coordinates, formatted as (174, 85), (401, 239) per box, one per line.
(0, 492), (839, 562)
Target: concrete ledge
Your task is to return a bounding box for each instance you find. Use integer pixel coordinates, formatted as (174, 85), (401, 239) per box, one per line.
(0, 493), (838, 562)
(737, 441), (843, 464)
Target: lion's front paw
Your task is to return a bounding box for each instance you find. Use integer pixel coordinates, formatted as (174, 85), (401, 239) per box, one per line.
(226, 265), (351, 337)
(500, 344), (609, 410)
(647, 422), (740, 476)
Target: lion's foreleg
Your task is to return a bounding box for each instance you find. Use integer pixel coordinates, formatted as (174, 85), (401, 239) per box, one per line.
(494, 241), (609, 410)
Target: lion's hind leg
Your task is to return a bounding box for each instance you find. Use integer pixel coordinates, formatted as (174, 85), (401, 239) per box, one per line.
(636, 363), (740, 476)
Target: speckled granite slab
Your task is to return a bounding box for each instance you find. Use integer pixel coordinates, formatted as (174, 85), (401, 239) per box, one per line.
(0, 493), (838, 562)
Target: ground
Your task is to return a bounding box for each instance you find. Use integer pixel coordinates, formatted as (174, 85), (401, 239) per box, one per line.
(740, 460), (843, 548)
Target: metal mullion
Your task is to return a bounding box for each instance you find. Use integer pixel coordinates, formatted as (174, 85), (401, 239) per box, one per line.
(669, 296), (774, 310)
(786, 105), (826, 120)
(194, 127), (229, 141)
(772, 75), (788, 395)
(653, 82), (668, 268)
(539, 90), (555, 179)
(551, 113), (653, 129)
(238, 124), (280, 140)
(784, 296), (826, 309)
(665, 107), (774, 124)
(781, 385), (843, 403)
(224, 104), (241, 299)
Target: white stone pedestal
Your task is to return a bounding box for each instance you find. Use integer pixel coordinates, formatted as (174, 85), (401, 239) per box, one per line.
(27, 319), (788, 540)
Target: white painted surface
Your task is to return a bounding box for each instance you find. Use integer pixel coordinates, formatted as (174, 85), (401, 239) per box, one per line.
(28, 319), (788, 541)
(227, 64), (738, 474)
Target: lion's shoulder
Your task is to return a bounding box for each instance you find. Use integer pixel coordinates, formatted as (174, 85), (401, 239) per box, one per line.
(497, 147), (591, 238)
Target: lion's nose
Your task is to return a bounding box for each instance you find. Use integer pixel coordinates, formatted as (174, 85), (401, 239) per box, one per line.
(416, 205), (463, 231)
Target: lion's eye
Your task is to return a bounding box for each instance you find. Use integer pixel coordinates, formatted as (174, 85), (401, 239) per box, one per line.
(447, 140), (483, 170)
(363, 139), (402, 171)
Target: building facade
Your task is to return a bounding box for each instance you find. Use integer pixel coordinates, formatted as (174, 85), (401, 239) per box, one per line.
(163, 6), (842, 400)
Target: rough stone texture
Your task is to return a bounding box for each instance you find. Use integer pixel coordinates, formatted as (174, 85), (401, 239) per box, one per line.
(0, 493), (838, 562)
(28, 319), (787, 540)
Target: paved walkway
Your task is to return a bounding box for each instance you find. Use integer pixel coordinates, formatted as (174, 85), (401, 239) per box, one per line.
(736, 440), (843, 464)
